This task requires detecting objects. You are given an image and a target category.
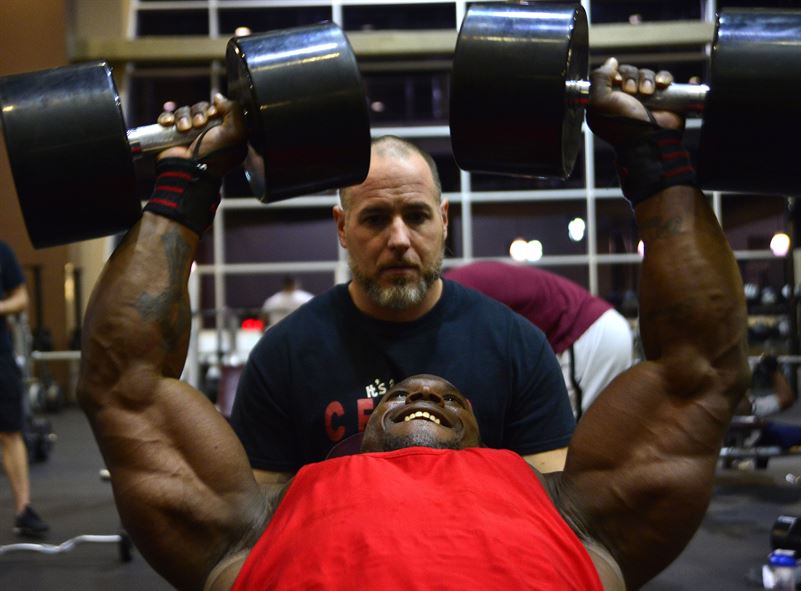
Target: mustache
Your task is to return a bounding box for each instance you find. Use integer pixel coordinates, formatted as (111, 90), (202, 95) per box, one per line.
(377, 261), (420, 271)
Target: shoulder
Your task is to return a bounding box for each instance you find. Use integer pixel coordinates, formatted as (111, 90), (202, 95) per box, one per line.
(256, 287), (342, 344)
(444, 280), (545, 334)
(0, 241), (15, 261)
(262, 291), (282, 306)
(443, 278), (505, 310)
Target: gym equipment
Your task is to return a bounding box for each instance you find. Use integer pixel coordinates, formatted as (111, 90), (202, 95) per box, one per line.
(772, 515), (801, 553)
(24, 415), (57, 463)
(0, 532), (133, 562)
(450, 4), (801, 197)
(0, 22), (371, 249)
(24, 265), (65, 412)
(0, 470), (133, 562)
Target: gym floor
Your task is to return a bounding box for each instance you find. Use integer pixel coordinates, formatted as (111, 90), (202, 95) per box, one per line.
(1, 404), (799, 590)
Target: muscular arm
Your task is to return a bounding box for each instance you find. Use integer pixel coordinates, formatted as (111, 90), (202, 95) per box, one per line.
(561, 189), (749, 589)
(77, 100), (267, 591)
(555, 61), (750, 589)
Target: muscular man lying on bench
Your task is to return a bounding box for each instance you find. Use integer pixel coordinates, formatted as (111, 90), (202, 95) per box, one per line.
(77, 59), (749, 590)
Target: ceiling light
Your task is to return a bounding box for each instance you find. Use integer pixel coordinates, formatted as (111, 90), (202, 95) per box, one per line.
(526, 240), (543, 262)
(568, 217), (585, 242)
(770, 232), (791, 257)
(509, 238), (528, 262)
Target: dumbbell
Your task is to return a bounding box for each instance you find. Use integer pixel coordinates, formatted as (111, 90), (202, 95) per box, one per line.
(0, 22), (371, 249)
(449, 3), (801, 197)
(772, 515), (801, 553)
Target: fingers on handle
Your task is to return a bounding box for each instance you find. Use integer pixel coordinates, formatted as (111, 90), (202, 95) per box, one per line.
(655, 70), (674, 88)
(617, 64), (639, 94)
(190, 101), (210, 128)
(589, 57), (619, 101)
(158, 95), (234, 130)
(171, 105), (191, 131)
(157, 112), (175, 127)
(637, 69), (655, 95)
(209, 93), (236, 118)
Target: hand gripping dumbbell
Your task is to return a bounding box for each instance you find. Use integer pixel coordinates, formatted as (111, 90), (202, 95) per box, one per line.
(0, 23), (371, 248)
(449, 3), (801, 197)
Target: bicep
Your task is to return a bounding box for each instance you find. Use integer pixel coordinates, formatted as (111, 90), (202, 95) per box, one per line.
(92, 375), (265, 587)
(562, 360), (729, 585)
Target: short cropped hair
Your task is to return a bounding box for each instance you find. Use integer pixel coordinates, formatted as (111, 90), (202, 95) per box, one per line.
(339, 136), (442, 210)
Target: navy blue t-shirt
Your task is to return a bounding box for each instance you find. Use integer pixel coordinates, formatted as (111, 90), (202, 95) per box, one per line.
(230, 280), (575, 473)
(0, 241), (25, 354)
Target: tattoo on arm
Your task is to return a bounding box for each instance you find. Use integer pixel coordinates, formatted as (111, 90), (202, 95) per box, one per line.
(134, 230), (193, 353)
(643, 296), (702, 324)
(638, 214), (683, 240)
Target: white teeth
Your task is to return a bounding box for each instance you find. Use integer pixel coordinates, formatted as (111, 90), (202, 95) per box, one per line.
(402, 411), (441, 425)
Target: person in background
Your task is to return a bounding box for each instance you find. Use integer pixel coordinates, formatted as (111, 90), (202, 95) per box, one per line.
(446, 261), (633, 418)
(0, 240), (49, 537)
(747, 354), (797, 417)
(733, 355), (801, 452)
(259, 275), (313, 328)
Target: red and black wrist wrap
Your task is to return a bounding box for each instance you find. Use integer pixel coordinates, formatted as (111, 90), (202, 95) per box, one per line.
(144, 158), (222, 236)
(614, 128), (698, 207)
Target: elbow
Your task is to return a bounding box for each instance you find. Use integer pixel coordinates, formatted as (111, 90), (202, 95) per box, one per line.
(719, 343), (751, 410)
(16, 292), (29, 313)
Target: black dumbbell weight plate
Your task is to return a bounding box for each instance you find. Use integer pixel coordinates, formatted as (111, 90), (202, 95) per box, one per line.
(450, 3), (588, 179)
(0, 62), (140, 248)
(227, 22), (371, 202)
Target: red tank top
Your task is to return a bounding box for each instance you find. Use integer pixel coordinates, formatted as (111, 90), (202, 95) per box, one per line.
(231, 448), (603, 590)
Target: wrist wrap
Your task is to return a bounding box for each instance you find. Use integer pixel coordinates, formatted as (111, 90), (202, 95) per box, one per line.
(614, 128), (697, 207)
(144, 158), (222, 236)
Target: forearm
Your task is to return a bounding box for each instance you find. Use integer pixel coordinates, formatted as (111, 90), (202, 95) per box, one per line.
(79, 213), (197, 408)
(772, 371), (796, 409)
(635, 185), (750, 402)
(0, 285), (29, 316)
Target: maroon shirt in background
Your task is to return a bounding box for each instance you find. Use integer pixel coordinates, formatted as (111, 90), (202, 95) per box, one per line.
(445, 261), (612, 355)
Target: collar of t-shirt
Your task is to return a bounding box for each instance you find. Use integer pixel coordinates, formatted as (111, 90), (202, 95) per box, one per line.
(335, 280), (457, 338)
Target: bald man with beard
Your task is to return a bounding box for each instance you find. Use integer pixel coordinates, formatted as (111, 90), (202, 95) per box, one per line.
(230, 134), (575, 484)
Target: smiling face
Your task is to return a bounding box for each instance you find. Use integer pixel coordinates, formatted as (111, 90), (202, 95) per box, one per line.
(334, 138), (449, 321)
(360, 375), (481, 453)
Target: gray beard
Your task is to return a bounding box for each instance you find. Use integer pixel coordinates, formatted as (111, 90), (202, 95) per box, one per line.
(349, 251), (443, 310)
(381, 431), (461, 452)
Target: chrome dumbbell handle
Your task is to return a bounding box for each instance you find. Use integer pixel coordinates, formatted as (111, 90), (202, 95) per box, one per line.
(566, 79), (709, 113)
(127, 120), (222, 157)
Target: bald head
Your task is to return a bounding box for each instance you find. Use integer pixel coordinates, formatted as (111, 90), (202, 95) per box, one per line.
(339, 136), (442, 210)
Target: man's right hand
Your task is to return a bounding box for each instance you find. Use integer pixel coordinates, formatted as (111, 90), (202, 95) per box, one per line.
(587, 57), (684, 148)
(157, 93), (248, 178)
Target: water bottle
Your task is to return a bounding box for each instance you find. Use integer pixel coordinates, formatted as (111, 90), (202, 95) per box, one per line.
(764, 550), (797, 590)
